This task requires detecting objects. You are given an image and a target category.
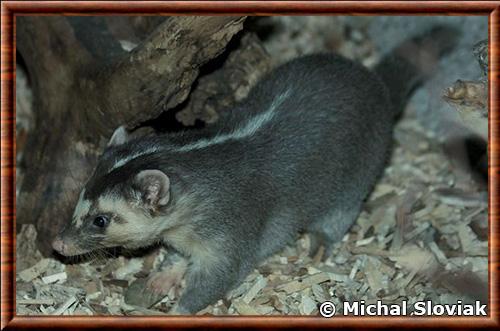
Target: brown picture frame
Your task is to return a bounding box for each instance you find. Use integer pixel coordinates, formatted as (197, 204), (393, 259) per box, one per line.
(1, 1), (498, 329)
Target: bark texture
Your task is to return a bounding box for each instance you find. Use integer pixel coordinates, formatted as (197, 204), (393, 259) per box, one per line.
(443, 39), (488, 140)
(16, 16), (271, 256)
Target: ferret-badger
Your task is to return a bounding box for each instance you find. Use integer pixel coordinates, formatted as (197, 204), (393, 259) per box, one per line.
(52, 27), (458, 314)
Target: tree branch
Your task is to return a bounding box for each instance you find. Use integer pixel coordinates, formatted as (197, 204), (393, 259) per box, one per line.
(443, 39), (488, 140)
(91, 16), (246, 131)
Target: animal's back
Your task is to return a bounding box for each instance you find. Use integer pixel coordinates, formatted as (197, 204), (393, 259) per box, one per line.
(183, 54), (394, 261)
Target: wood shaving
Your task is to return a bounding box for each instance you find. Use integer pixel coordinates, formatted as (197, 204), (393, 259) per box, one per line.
(42, 272), (67, 285)
(18, 259), (51, 282)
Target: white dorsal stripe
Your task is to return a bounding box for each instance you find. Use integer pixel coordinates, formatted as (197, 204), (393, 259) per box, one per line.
(109, 89), (291, 170)
(176, 89), (291, 152)
(109, 147), (160, 172)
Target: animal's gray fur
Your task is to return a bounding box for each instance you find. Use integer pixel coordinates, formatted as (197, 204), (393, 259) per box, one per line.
(55, 26), (459, 313)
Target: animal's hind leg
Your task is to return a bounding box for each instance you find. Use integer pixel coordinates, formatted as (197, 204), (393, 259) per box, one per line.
(308, 206), (361, 259)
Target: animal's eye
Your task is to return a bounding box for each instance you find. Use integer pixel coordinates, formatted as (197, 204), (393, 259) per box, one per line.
(93, 215), (109, 228)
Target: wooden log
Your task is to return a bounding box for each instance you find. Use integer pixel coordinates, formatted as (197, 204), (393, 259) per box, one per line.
(443, 39), (488, 140)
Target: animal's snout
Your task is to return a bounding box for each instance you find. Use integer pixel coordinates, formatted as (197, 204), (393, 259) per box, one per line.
(52, 236), (66, 254)
(51, 232), (85, 256)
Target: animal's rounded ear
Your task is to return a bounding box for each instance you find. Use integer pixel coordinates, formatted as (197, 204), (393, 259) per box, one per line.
(134, 170), (171, 209)
(108, 126), (129, 147)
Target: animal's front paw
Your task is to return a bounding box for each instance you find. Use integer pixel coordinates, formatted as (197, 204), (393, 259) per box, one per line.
(124, 277), (162, 308)
(146, 267), (184, 296)
(124, 260), (187, 308)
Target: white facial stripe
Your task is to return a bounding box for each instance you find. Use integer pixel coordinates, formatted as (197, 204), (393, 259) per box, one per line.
(177, 89), (291, 152)
(109, 147), (160, 172)
(97, 195), (159, 245)
(98, 195), (144, 224)
(73, 189), (91, 228)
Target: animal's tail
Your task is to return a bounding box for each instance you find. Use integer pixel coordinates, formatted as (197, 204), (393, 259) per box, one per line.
(374, 26), (461, 117)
